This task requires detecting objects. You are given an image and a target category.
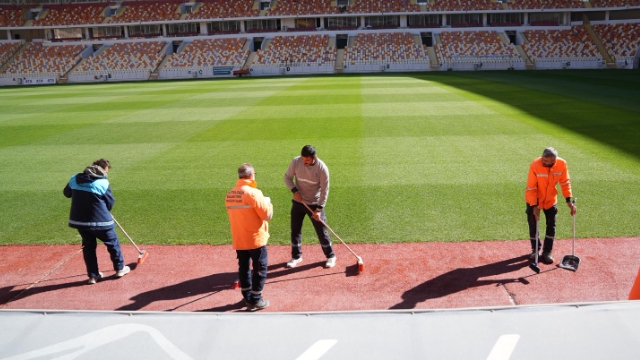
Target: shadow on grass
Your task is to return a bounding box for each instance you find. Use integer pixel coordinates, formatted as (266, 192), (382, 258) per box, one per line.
(413, 70), (640, 160)
(389, 255), (530, 310)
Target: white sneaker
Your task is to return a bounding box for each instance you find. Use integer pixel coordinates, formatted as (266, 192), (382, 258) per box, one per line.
(325, 257), (336, 268)
(115, 265), (130, 278)
(88, 272), (103, 284)
(286, 257), (303, 268)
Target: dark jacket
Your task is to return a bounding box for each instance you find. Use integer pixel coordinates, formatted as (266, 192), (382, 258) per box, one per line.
(63, 172), (115, 230)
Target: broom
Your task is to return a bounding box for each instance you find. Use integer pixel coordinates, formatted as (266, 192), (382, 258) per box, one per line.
(112, 215), (149, 265)
(302, 203), (364, 274)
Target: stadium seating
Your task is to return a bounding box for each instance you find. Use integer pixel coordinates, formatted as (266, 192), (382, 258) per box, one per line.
(522, 26), (602, 63)
(3, 42), (83, 77)
(184, 0), (259, 20)
(589, 0), (640, 7)
(348, 0), (421, 13)
(253, 34), (336, 67)
(0, 5), (24, 27)
(0, 42), (21, 67)
(267, 0), (339, 16)
(74, 41), (165, 74)
(593, 23), (640, 63)
(427, 0), (501, 12)
(344, 32), (429, 65)
(108, 1), (181, 24)
(508, 0), (584, 9)
(163, 38), (250, 69)
(435, 30), (522, 63)
(31, 3), (106, 27)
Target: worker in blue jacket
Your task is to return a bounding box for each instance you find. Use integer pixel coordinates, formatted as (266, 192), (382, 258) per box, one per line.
(63, 159), (129, 284)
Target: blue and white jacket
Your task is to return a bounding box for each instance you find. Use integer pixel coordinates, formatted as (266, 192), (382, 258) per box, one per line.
(63, 173), (115, 230)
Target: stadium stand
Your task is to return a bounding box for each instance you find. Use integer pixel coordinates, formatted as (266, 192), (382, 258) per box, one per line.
(435, 30), (522, 64)
(348, 0), (421, 13)
(31, 3), (106, 27)
(427, 0), (501, 12)
(0, 4), (25, 27)
(267, 0), (339, 16)
(163, 38), (249, 70)
(522, 26), (602, 64)
(74, 41), (165, 74)
(253, 34), (336, 67)
(2, 42), (83, 77)
(184, 0), (259, 20)
(0, 42), (21, 67)
(589, 0), (640, 6)
(344, 32), (429, 65)
(507, 0), (584, 9)
(593, 23), (640, 63)
(108, 1), (181, 24)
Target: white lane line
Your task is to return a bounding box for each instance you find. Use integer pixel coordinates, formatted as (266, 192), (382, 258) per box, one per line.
(486, 334), (520, 360)
(295, 339), (338, 360)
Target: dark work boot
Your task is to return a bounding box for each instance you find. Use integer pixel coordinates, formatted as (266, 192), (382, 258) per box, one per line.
(541, 251), (554, 265)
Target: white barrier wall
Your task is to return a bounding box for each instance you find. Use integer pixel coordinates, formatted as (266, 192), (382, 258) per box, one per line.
(343, 63), (431, 73)
(68, 71), (150, 83)
(250, 65), (334, 76)
(534, 59), (606, 69)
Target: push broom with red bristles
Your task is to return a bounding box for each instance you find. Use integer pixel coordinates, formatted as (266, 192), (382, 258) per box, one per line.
(302, 203), (364, 274)
(112, 215), (149, 265)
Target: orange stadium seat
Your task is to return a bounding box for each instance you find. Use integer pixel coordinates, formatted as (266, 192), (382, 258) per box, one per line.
(0, 5), (25, 27)
(254, 34), (336, 67)
(434, 30), (522, 63)
(31, 3), (107, 27)
(184, 0), (259, 20)
(344, 32), (429, 65)
(0, 42), (22, 66)
(75, 41), (165, 74)
(163, 38), (250, 69)
(108, 1), (181, 23)
(3, 42), (84, 76)
(521, 26), (602, 63)
(593, 23), (640, 62)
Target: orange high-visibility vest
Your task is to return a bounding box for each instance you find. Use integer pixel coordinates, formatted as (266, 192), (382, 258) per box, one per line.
(225, 179), (273, 250)
(525, 157), (572, 210)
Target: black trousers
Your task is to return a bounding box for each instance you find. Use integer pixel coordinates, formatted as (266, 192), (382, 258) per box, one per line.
(237, 246), (268, 303)
(526, 204), (557, 253)
(290, 200), (334, 260)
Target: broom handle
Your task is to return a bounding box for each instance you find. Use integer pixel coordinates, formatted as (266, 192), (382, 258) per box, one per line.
(301, 202), (360, 260)
(112, 215), (142, 253)
(571, 198), (577, 256)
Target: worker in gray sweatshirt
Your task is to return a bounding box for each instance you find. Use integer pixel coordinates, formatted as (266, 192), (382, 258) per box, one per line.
(284, 145), (336, 268)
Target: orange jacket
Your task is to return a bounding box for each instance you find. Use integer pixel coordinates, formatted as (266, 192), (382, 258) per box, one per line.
(225, 179), (273, 250)
(525, 157), (572, 210)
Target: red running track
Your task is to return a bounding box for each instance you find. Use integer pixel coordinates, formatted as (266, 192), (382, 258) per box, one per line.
(0, 237), (638, 312)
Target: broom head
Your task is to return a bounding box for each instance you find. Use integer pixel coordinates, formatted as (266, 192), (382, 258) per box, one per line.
(137, 250), (149, 265)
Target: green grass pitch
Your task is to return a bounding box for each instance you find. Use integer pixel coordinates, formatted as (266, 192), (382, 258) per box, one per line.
(0, 70), (639, 245)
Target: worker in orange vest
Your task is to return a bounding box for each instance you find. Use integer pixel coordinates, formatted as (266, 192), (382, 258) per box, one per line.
(525, 147), (577, 264)
(225, 163), (273, 311)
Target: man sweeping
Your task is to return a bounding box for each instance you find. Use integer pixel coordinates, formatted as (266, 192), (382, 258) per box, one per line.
(63, 159), (129, 284)
(525, 147), (577, 264)
(284, 145), (336, 269)
(225, 163), (273, 311)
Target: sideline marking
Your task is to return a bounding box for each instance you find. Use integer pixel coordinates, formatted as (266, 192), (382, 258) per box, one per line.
(295, 339), (338, 360)
(486, 334), (520, 360)
(0, 324), (193, 360)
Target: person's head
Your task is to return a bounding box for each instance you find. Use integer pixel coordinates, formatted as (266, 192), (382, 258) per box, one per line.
(541, 147), (558, 167)
(300, 145), (317, 166)
(92, 158), (111, 172)
(238, 163), (255, 179)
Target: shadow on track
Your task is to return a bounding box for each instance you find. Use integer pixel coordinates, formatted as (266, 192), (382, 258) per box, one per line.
(390, 255), (530, 309)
